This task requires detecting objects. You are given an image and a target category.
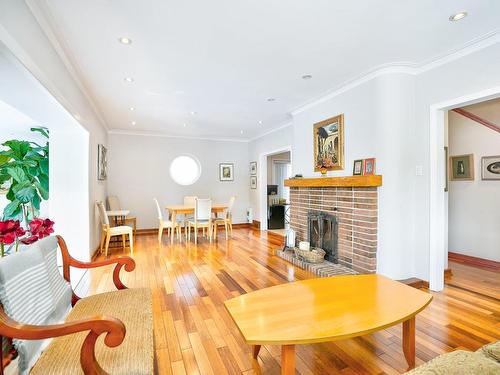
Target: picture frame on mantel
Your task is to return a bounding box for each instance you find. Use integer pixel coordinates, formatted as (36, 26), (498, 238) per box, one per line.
(313, 114), (344, 172)
(363, 158), (376, 176)
(353, 159), (363, 176)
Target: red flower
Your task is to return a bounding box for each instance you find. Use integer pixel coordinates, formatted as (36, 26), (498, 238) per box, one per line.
(29, 218), (55, 239)
(20, 235), (39, 245)
(0, 220), (20, 245)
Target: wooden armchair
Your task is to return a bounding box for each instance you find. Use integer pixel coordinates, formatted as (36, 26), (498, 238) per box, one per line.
(0, 236), (153, 375)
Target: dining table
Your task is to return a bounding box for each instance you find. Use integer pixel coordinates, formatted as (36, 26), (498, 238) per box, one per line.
(165, 204), (228, 245)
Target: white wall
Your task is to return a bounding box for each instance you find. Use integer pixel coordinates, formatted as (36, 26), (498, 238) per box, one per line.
(248, 126), (293, 223)
(0, 1), (108, 257)
(448, 110), (500, 262)
(267, 151), (291, 183)
(107, 133), (249, 229)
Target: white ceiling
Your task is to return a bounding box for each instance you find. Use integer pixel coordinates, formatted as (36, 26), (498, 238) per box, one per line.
(39, 0), (500, 140)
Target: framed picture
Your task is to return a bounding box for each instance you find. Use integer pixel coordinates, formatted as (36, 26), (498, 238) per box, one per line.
(481, 155), (500, 180)
(250, 176), (257, 189)
(97, 144), (107, 181)
(219, 163), (234, 181)
(444, 147), (448, 192)
(313, 114), (344, 172)
(363, 158), (376, 175)
(250, 161), (257, 176)
(353, 159), (363, 176)
(450, 154), (474, 181)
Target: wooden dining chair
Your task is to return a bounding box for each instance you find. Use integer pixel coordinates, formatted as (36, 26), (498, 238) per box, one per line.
(107, 195), (137, 237)
(188, 198), (213, 244)
(213, 196), (236, 240)
(154, 198), (181, 244)
(96, 201), (134, 257)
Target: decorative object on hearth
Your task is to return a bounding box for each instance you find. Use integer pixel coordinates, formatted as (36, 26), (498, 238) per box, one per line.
(481, 155), (500, 180)
(219, 163), (234, 181)
(299, 241), (310, 251)
(97, 144), (107, 180)
(294, 247), (326, 263)
(285, 228), (296, 248)
(319, 165), (328, 176)
(450, 154), (474, 181)
(313, 114), (344, 172)
(250, 161), (257, 176)
(250, 176), (257, 189)
(363, 158), (376, 175)
(353, 159), (363, 176)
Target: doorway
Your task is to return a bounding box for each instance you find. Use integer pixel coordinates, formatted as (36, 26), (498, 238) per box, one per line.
(429, 86), (500, 291)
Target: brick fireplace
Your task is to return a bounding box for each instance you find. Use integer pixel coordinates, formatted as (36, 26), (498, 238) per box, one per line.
(287, 178), (379, 274)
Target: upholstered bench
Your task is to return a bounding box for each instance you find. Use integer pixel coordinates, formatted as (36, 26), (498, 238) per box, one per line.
(0, 235), (153, 375)
(405, 340), (500, 374)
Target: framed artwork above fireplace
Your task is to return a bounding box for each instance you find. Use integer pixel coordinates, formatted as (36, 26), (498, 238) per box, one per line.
(313, 114), (344, 172)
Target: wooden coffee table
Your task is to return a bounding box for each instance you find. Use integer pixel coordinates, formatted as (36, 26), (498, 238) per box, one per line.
(224, 274), (432, 374)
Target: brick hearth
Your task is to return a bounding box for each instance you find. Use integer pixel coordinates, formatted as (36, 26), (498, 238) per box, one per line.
(289, 186), (378, 273)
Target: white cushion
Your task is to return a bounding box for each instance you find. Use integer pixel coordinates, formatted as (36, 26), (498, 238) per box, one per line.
(109, 225), (134, 235)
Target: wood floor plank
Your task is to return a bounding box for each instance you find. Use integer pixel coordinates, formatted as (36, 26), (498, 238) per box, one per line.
(85, 228), (500, 375)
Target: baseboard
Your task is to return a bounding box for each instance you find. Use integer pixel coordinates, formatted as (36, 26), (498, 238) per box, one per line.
(448, 252), (500, 271)
(135, 223), (250, 235)
(444, 268), (453, 278)
(252, 220), (260, 229)
(398, 278), (429, 289)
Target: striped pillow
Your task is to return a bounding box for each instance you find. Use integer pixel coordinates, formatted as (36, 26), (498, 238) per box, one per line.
(0, 245), (55, 373)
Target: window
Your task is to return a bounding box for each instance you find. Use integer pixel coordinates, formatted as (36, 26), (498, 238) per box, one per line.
(169, 155), (201, 185)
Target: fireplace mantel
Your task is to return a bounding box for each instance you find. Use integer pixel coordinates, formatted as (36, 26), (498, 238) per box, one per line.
(284, 175), (382, 188)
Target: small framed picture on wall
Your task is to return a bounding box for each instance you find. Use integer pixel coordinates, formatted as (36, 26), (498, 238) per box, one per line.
(250, 161), (257, 176)
(219, 163), (234, 181)
(353, 159), (363, 175)
(481, 155), (500, 180)
(363, 158), (376, 175)
(250, 176), (257, 189)
(450, 154), (474, 181)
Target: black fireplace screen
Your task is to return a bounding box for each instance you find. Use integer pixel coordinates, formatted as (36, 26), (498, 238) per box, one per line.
(307, 210), (338, 263)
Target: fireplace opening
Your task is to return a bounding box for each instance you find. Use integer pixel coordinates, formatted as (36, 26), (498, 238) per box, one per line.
(308, 210), (338, 263)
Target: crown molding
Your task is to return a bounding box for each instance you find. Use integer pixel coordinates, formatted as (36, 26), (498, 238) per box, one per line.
(292, 29), (500, 116)
(248, 121), (293, 142)
(25, 0), (110, 130)
(108, 129), (249, 143)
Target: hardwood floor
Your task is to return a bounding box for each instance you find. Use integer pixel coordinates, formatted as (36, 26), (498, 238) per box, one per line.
(86, 228), (500, 374)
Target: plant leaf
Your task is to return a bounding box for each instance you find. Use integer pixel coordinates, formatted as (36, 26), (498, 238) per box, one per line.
(39, 158), (49, 175)
(38, 173), (49, 193)
(35, 181), (49, 200)
(32, 191), (41, 210)
(7, 166), (27, 183)
(3, 199), (21, 219)
(30, 127), (49, 139)
(15, 185), (36, 204)
(2, 140), (31, 160)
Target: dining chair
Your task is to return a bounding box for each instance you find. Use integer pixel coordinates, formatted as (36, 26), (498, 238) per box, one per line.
(107, 195), (137, 237)
(188, 198), (213, 244)
(213, 196), (236, 240)
(183, 196), (197, 238)
(154, 198), (181, 244)
(96, 201), (134, 257)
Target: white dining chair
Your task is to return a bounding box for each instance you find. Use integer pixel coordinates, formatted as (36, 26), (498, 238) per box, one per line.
(107, 195), (137, 236)
(183, 195), (197, 238)
(213, 196), (236, 240)
(96, 201), (134, 257)
(154, 198), (181, 244)
(188, 198), (213, 244)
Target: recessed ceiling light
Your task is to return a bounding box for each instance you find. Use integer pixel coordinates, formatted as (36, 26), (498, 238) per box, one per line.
(267, 98), (276, 102)
(258, 120), (263, 125)
(449, 11), (467, 21)
(129, 107), (135, 111)
(302, 74), (312, 80)
(240, 130), (244, 134)
(190, 111), (197, 115)
(131, 121), (136, 126)
(118, 37), (132, 45)
(183, 123), (187, 127)
(124, 77), (134, 83)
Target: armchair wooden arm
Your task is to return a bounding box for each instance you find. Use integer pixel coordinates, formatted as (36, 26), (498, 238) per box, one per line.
(56, 236), (136, 305)
(0, 306), (125, 375)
